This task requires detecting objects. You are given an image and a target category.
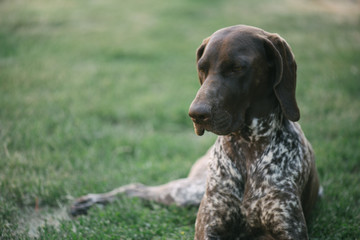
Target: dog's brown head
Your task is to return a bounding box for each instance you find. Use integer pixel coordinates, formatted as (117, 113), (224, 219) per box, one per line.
(188, 25), (299, 136)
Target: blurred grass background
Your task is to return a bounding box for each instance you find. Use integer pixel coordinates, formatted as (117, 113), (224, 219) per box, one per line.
(0, 0), (359, 239)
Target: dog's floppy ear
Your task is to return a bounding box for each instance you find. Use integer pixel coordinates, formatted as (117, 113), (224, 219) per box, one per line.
(264, 34), (300, 122)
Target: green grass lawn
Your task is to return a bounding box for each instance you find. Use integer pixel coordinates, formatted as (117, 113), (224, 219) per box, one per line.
(1, 0), (359, 239)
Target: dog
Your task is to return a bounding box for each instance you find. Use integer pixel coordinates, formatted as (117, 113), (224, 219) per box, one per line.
(71, 25), (320, 240)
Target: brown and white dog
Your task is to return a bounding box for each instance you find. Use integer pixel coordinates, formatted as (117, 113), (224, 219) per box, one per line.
(71, 25), (320, 240)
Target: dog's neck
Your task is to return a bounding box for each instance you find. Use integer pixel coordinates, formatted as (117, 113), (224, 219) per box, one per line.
(221, 110), (284, 168)
(235, 109), (283, 142)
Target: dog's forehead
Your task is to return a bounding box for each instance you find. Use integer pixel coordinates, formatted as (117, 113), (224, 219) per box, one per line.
(207, 25), (266, 55)
(213, 25), (264, 38)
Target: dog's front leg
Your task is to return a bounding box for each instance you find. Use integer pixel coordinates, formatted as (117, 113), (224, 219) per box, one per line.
(195, 193), (247, 240)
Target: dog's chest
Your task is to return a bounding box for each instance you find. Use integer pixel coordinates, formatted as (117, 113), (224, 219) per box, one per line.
(207, 123), (308, 202)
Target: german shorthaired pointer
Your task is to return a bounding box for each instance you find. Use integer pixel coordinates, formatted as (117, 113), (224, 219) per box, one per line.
(71, 25), (320, 240)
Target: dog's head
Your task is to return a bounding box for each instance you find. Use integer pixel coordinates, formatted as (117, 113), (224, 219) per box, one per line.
(188, 25), (299, 136)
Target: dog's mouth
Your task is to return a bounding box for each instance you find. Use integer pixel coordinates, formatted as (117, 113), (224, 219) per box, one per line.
(193, 122), (205, 136)
(191, 110), (232, 136)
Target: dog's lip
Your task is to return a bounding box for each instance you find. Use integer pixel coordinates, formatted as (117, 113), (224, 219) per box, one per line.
(190, 117), (209, 136)
(190, 112), (233, 136)
(193, 122), (205, 136)
(192, 121), (235, 136)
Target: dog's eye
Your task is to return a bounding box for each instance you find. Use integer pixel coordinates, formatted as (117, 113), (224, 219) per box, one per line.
(198, 60), (209, 72)
(197, 69), (207, 84)
(198, 68), (206, 74)
(231, 66), (242, 72)
(198, 68), (207, 78)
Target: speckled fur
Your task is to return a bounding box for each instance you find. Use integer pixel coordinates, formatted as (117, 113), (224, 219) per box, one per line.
(195, 111), (316, 240)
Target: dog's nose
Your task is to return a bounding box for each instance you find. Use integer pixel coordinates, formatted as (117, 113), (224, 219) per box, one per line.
(189, 103), (211, 123)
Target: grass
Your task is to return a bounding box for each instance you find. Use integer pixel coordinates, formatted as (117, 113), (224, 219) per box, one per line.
(0, 0), (359, 239)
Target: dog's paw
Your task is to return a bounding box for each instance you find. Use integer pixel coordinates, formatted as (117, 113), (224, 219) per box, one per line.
(70, 194), (98, 217)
